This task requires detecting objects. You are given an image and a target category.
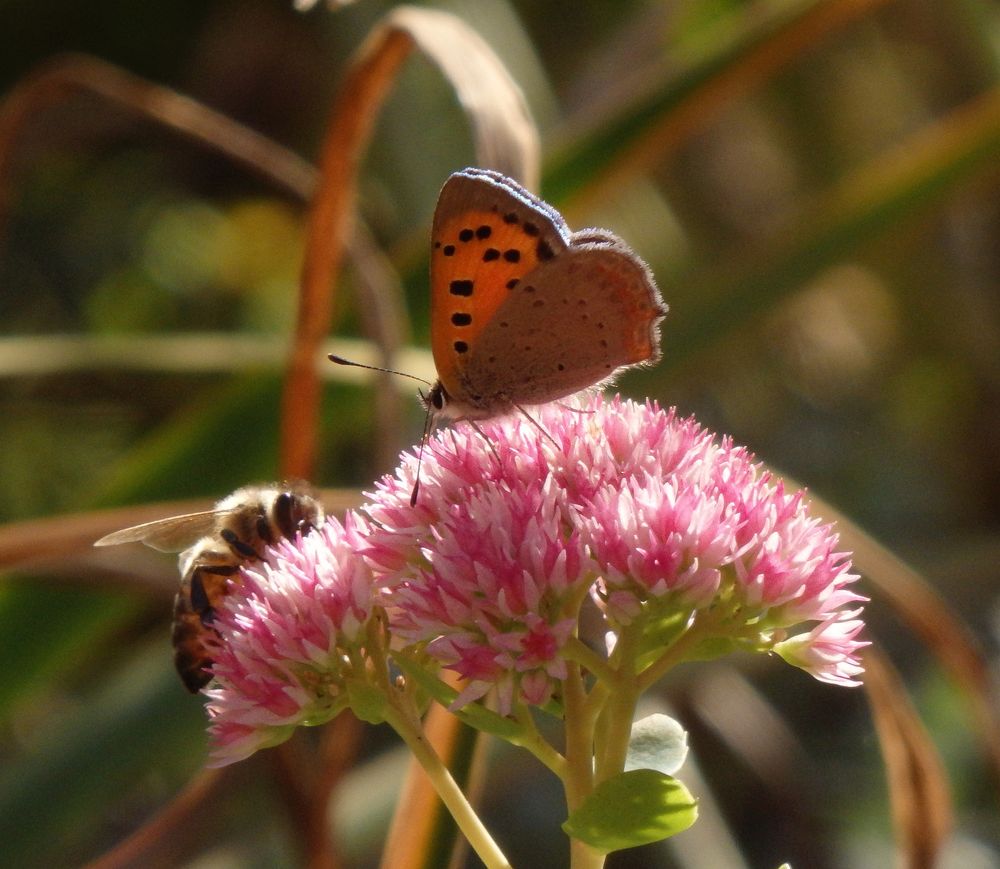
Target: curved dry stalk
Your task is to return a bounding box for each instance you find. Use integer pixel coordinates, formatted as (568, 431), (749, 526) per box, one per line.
(0, 52), (317, 235)
(864, 648), (953, 867)
(1, 12), (540, 865)
(82, 768), (230, 869)
(280, 4), (539, 479)
(282, 10), (541, 864)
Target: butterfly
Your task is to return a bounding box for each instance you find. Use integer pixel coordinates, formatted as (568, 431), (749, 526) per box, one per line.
(422, 167), (667, 421)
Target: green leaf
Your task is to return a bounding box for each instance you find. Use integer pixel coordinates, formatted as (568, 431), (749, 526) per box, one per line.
(544, 0), (838, 203)
(661, 88), (1000, 368)
(90, 376), (287, 506)
(562, 769), (698, 853)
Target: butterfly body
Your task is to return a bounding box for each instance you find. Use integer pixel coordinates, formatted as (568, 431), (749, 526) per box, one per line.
(428, 168), (666, 420)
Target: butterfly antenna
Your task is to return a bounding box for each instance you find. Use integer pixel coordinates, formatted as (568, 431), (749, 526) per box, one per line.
(328, 354), (433, 387)
(329, 354), (436, 505)
(409, 401), (436, 506)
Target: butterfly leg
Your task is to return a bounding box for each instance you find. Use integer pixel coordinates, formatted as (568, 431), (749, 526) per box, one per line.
(512, 404), (560, 449)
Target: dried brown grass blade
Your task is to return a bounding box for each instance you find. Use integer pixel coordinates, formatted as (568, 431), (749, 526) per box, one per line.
(0, 45), (427, 869)
(786, 479), (1000, 798)
(280, 5), (539, 479)
(864, 647), (953, 868)
(0, 498), (219, 571)
(0, 489), (362, 572)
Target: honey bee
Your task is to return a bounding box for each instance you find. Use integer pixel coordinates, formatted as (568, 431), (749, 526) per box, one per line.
(96, 482), (324, 692)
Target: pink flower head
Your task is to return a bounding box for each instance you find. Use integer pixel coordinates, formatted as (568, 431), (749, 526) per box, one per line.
(578, 400), (865, 678)
(205, 395), (866, 762)
(365, 395), (866, 703)
(205, 513), (375, 766)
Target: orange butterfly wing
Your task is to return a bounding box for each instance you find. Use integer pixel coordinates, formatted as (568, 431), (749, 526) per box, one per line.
(430, 169), (569, 403)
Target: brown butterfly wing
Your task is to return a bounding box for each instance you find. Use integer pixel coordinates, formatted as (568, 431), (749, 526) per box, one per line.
(459, 233), (666, 409)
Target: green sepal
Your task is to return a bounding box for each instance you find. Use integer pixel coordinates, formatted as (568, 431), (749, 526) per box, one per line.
(635, 608), (689, 670)
(346, 682), (388, 725)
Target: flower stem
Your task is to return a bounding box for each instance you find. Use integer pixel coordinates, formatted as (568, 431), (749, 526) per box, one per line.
(561, 662), (597, 809)
(383, 703), (512, 869)
(593, 676), (639, 783)
(562, 636), (616, 685)
(512, 704), (568, 778)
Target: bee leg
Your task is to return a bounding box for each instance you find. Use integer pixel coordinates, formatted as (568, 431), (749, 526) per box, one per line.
(191, 563), (239, 622)
(189, 571), (211, 615)
(172, 593), (217, 693)
(220, 527), (257, 559)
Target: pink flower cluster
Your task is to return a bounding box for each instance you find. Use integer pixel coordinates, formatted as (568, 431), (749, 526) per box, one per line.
(367, 475), (588, 712)
(206, 513), (374, 765)
(205, 396), (867, 763)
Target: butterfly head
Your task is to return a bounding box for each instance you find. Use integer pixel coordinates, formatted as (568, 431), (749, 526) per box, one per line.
(421, 379), (486, 422)
(422, 380), (449, 417)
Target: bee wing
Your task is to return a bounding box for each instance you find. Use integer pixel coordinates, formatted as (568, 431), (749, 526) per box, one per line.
(94, 510), (222, 553)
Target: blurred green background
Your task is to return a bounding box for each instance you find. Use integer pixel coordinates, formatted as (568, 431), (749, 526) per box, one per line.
(1, 0), (998, 866)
